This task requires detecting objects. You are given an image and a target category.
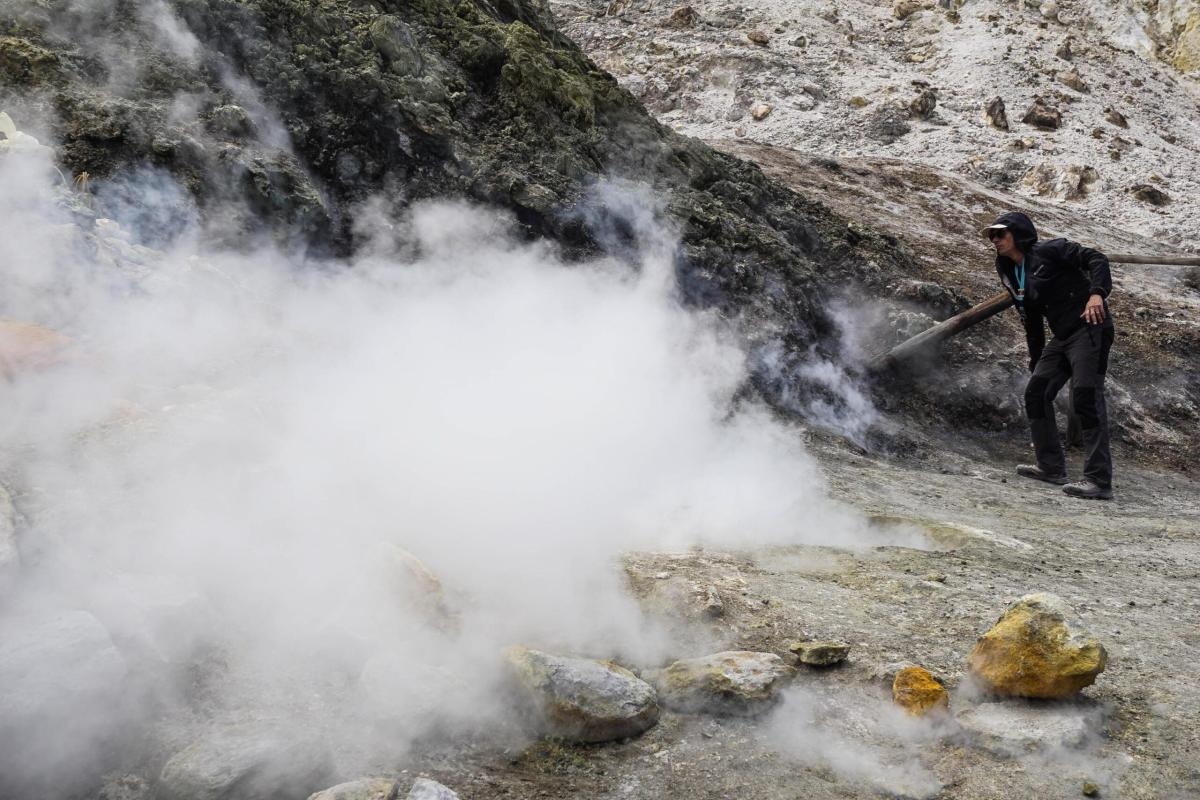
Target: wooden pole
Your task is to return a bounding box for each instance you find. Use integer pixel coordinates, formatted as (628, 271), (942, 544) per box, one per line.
(1108, 254), (1200, 266)
(868, 291), (1013, 371)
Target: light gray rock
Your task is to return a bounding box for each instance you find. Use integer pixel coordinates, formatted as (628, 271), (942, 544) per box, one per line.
(307, 778), (400, 800)
(0, 610), (129, 795)
(504, 646), (660, 743)
(0, 610), (127, 723)
(955, 701), (1091, 756)
(650, 651), (794, 715)
(159, 727), (331, 800)
(406, 778), (459, 800)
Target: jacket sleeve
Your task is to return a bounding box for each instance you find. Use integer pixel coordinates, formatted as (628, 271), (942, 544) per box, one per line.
(1062, 240), (1113, 298)
(1024, 303), (1045, 371)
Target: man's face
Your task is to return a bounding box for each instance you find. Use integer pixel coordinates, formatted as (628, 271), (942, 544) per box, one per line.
(989, 228), (1018, 258)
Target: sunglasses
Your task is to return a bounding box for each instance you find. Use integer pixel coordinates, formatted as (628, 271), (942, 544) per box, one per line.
(988, 229), (1010, 241)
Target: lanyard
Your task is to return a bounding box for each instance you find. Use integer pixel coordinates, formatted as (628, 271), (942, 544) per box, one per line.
(1014, 259), (1026, 301)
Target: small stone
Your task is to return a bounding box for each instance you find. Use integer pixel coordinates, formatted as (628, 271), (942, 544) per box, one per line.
(1134, 307), (1151, 318)
(750, 102), (774, 120)
(503, 646), (660, 742)
(789, 640), (850, 667)
(984, 96), (1009, 130)
(1082, 780), (1100, 797)
(206, 104), (254, 138)
(1021, 97), (1061, 129)
(1040, 0), (1059, 20)
(790, 34), (808, 48)
(925, 573), (947, 583)
(1056, 37), (1073, 60)
(1130, 184), (1170, 206)
(848, 95), (870, 108)
(650, 651), (794, 715)
(893, 0), (927, 19)
(1104, 107), (1128, 128)
(892, 666), (949, 716)
(664, 4), (698, 27)
(747, 30), (769, 46)
(379, 544), (458, 629)
(1022, 163), (1099, 200)
(701, 587), (725, 618)
(307, 778), (401, 800)
(909, 89), (937, 119)
(968, 592), (1107, 698)
(1056, 70), (1088, 93)
(407, 778), (459, 800)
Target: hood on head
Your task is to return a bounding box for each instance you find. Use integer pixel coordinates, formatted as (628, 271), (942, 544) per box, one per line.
(982, 211), (1037, 251)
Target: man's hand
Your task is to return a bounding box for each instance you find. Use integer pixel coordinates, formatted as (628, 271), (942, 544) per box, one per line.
(1082, 294), (1106, 325)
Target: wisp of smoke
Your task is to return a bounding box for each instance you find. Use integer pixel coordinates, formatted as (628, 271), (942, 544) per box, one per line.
(0, 115), (918, 794)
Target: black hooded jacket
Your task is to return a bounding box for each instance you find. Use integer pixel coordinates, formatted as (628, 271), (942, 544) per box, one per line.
(991, 212), (1113, 367)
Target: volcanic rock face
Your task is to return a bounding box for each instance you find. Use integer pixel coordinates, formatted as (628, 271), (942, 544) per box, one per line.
(504, 646), (660, 742)
(968, 592), (1107, 699)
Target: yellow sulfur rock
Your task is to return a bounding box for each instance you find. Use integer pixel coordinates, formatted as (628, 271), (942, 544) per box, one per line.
(892, 666), (948, 716)
(968, 592), (1106, 699)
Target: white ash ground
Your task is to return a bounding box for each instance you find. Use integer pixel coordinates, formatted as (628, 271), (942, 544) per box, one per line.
(550, 0), (1200, 248)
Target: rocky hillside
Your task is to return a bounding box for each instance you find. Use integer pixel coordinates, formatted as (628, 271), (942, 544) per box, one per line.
(2, 0), (909, 387)
(550, 0), (1200, 248)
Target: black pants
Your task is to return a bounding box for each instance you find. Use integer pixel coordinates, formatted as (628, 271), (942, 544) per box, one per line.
(1024, 325), (1115, 488)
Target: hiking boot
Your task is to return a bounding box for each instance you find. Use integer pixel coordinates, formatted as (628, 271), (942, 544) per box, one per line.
(1063, 479), (1113, 500)
(1016, 464), (1069, 485)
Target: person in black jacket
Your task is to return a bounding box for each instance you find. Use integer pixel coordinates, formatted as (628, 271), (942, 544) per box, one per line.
(983, 211), (1115, 500)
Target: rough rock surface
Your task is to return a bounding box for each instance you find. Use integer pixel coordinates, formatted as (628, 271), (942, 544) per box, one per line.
(504, 646), (660, 742)
(969, 592), (1107, 699)
(651, 651), (794, 715)
(406, 778), (459, 800)
(789, 640), (850, 666)
(0, 611), (130, 797)
(158, 728), (331, 800)
(308, 779), (400, 800)
(892, 665), (948, 716)
(549, 0), (1200, 247)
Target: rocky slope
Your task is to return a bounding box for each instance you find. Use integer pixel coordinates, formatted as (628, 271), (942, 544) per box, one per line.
(550, 0), (1200, 248)
(1, 0), (905, 389)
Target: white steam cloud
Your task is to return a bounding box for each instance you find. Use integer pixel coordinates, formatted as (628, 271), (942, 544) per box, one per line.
(0, 118), (912, 794)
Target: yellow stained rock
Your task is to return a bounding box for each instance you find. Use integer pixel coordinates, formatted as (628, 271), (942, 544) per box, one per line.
(968, 592), (1107, 699)
(0, 320), (71, 379)
(892, 666), (948, 716)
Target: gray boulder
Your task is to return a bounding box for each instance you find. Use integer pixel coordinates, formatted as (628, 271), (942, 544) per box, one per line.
(307, 778), (400, 800)
(0, 610), (129, 796)
(504, 646), (660, 743)
(158, 727), (331, 800)
(650, 651), (794, 715)
(407, 778), (460, 800)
